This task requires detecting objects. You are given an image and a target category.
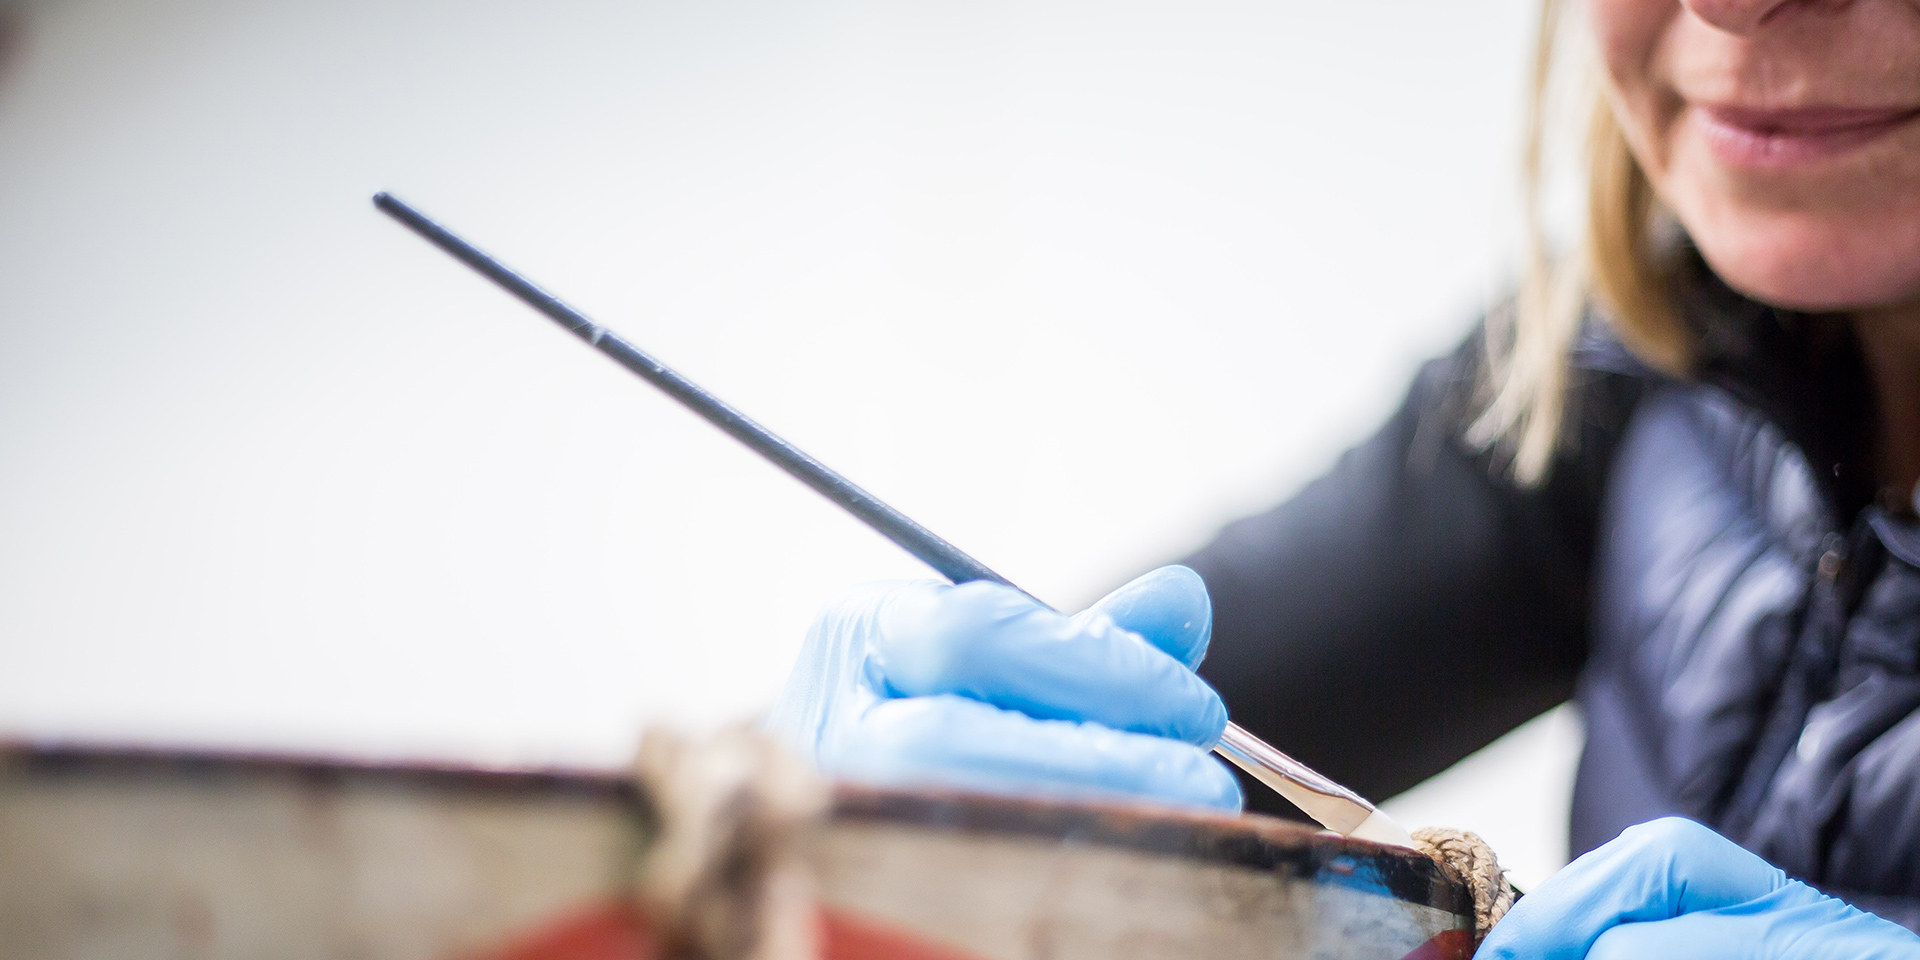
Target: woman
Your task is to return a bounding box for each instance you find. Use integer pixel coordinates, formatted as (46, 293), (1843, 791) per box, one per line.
(769, 0), (1920, 953)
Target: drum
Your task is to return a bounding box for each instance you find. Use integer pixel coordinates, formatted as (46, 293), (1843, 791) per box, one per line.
(0, 743), (1472, 960)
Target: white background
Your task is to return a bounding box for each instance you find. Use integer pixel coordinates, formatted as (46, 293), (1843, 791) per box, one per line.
(0, 0), (1579, 885)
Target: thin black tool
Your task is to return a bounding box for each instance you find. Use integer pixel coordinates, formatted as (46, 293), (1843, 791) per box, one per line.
(373, 192), (1015, 592)
(372, 191), (1412, 846)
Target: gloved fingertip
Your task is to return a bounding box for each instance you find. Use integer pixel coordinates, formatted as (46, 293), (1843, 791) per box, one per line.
(1185, 686), (1230, 749)
(1086, 565), (1213, 669)
(1197, 755), (1245, 813)
(1142, 746), (1243, 812)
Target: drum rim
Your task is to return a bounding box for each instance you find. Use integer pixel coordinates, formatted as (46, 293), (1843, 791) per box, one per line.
(830, 785), (1471, 918)
(0, 740), (634, 800)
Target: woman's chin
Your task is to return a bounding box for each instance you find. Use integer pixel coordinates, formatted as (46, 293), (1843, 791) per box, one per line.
(1688, 217), (1920, 315)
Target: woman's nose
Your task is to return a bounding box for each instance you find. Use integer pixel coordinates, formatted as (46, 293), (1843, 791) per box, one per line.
(1681, 0), (1853, 34)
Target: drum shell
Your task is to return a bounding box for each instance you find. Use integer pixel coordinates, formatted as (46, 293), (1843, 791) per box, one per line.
(0, 745), (1471, 959)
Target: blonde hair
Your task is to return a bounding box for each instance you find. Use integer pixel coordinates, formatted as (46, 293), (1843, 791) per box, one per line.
(1468, 0), (1693, 484)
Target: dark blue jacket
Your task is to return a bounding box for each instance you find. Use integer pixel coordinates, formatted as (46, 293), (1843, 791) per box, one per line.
(1183, 256), (1920, 928)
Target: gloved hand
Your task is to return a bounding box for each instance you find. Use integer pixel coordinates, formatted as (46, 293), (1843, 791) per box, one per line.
(1479, 817), (1920, 959)
(764, 565), (1242, 811)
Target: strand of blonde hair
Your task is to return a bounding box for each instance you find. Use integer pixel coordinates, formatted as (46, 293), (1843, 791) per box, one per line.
(1471, 0), (1691, 485)
(1467, 0), (1585, 484)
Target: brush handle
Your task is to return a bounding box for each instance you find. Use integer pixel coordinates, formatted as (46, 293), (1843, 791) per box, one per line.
(373, 192), (1021, 595)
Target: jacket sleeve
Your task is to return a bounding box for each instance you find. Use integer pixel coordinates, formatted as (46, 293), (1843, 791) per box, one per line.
(1184, 328), (1634, 817)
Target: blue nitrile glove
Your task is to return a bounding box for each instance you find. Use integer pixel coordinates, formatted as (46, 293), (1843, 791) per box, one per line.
(1480, 817), (1920, 959)
(765, 565), (1243, 811)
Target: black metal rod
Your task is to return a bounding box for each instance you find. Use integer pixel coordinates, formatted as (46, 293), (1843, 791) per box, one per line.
(373, 192), (1025, 594)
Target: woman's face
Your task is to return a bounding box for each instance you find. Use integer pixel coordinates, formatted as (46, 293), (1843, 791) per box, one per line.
(1588, 0), (1920, 313)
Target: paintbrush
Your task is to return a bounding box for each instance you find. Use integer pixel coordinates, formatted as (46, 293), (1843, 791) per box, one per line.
(372, 191), (1414, 847)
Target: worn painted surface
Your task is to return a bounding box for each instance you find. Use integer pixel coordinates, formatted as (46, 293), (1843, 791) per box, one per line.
(0, 748), (638, 960)
(820, 789), (1468, 960)
(0, 747), (1470, 960)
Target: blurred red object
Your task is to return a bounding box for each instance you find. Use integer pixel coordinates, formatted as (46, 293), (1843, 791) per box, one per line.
(463, 901), (990, 960)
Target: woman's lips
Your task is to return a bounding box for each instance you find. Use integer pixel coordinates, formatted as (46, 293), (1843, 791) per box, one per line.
(1694, 104), (1920, 167)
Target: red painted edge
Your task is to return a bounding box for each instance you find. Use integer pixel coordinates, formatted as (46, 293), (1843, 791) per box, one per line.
(463, 898), (1458, 960)
(457, 900), (657, 960)
(456, 901), (990, 960)
(1398, 929), (1475, 960)
(819, 908), (990, 960)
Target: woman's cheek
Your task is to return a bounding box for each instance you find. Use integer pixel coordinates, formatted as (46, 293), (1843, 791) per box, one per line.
(1585, 0), (1684, 166)
(1584, 0), (1676, 88)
